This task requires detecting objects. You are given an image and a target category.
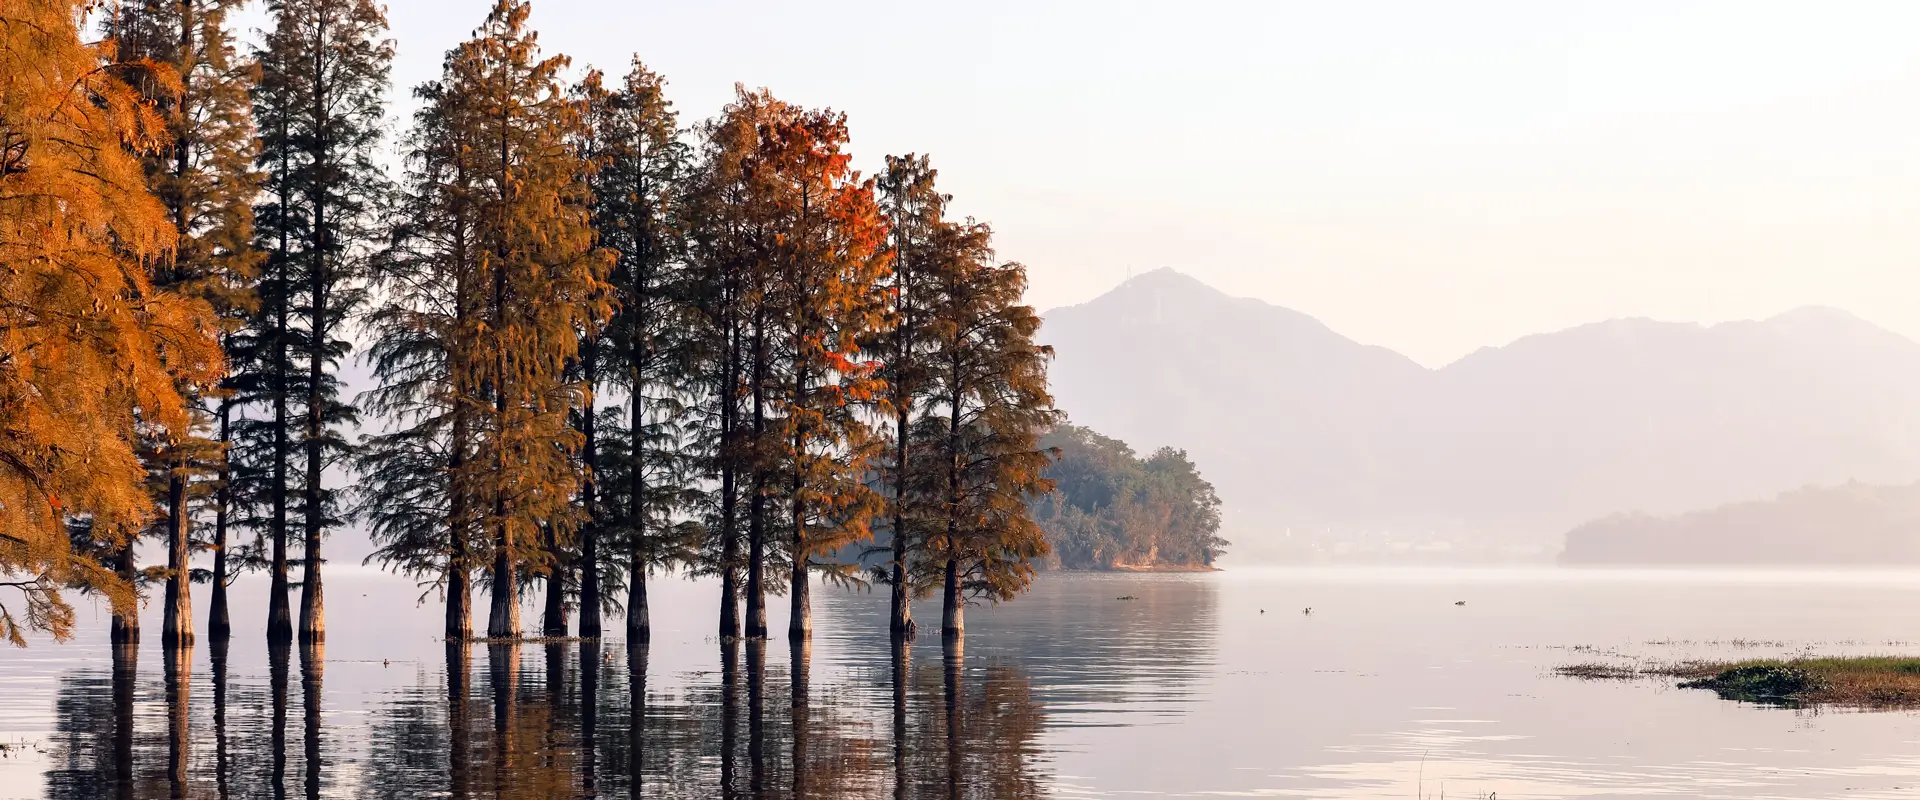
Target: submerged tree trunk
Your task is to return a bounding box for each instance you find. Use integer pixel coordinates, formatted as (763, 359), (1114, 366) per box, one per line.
(162, 466), (194, 648)
(111, 543), (139, 644)
(266, 99), (294, 647)
(210, 396), (234, 641)
(627, 556), (649, 642)
(890, 405), (913, 641)
(448, 402), (473, 641)
(300, 118), (328, 644)
(941, 556), (964, 641)
(542, 522), (568, 637)
(717, 302), (741, 640)
(487, 550), (519, 639)
(578, 338), (601, 638)
(746, 314), (768, 640)
(788, 358), (811, 643)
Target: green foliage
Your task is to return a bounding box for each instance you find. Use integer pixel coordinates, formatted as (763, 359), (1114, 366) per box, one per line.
(1035, 424), (1227, 569)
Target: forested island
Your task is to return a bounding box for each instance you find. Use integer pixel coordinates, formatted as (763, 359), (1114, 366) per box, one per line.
(1033, 425), (1227, 570)
(1560, 482), (1920, 565)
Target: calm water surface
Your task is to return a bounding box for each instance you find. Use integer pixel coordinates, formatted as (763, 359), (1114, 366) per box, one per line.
(7, 567), (1920, 798)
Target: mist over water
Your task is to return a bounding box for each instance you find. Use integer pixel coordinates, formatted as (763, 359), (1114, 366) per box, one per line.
(8, 568), (1920, 798)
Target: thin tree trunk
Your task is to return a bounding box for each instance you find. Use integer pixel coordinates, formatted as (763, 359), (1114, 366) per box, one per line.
(542, 520), (568, 636)
(161, 0), (195, 653)
(717, 299), (741, 640)
(488, 549), (519, 639)
(626, 557), (649, 642)
(299, 9), (329, 646)
(267, 87), (293, 646)
(111, 541), (138, 644)
(210, 392), (233, 641)
(577, 337), (601, 638)
(891, 403), (912, 641)
(448, 400), (472, 641)
(163, 466), (194, 648)
(746, 313), (767, 640)
(942, 556), (963, 640)
(789, 357), (810, 643)
(942, 371), (965, 641)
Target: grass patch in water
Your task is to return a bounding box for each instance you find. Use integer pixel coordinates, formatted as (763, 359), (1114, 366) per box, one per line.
(1559, 656), (1920, 709)
(1664, 657), (1920, 708)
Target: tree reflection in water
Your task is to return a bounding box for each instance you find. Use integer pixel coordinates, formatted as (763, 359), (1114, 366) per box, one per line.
(41, 631), (1052, 798)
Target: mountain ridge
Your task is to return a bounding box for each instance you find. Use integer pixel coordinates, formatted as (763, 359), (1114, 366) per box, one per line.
(1039, 269), (1920, 561)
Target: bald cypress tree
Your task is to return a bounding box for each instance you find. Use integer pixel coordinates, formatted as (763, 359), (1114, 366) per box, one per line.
(916, 225), (1057, 641)
(0, 0), (220, 646)
(455, 0), (611, 640)
(239, 0), (392, 645)
(872, 154), (945, 642)
(576, 61), (694, 641)
(358, 46), (489, 642)
(101, 0), (262, 649)
(758, 103), (891, 642)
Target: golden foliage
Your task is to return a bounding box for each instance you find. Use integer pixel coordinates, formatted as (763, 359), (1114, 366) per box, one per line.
(0, 0), (221, 644)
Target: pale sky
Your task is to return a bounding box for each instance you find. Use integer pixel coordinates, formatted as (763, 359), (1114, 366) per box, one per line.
(326, 1), (1920, 366)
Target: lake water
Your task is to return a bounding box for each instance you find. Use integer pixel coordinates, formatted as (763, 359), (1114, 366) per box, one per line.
(7, 567), (1920, 798)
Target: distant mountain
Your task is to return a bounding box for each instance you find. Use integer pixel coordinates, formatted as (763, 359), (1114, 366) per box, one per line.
(1561, 483), (1920, 565)
(1040, 269), (1920, 561)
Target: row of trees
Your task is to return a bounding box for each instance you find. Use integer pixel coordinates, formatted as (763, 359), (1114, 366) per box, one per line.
(0, 0), (1058, 649)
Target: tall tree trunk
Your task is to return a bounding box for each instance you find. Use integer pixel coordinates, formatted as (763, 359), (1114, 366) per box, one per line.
(300, 205), (326, 645)
(942, 376), (965, 642)
(267, 97), (293, 646)
(577, 338), (601, 638)
(160, 0), (196, 653)
(746, 314), (767, 640)
(163, 466), (194, 648)
(298, 11), (329, 647)
(717, 302), (741, 640)
(210, 393), (233, 641)
(486, 180), (517, 639)
(488, 550), (519, 639)
(541, 521), (568, 636)
(448, 401), (472, 641)
(890, 402), (913, 641)
(624, 290), (646, 642)
(788, 358), (810, 643)
(111, 542), (138, 644)
(942, 556), (963, 641)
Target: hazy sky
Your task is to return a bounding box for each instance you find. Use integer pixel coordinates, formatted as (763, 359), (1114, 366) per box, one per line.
(345, 1), (1920, 366)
